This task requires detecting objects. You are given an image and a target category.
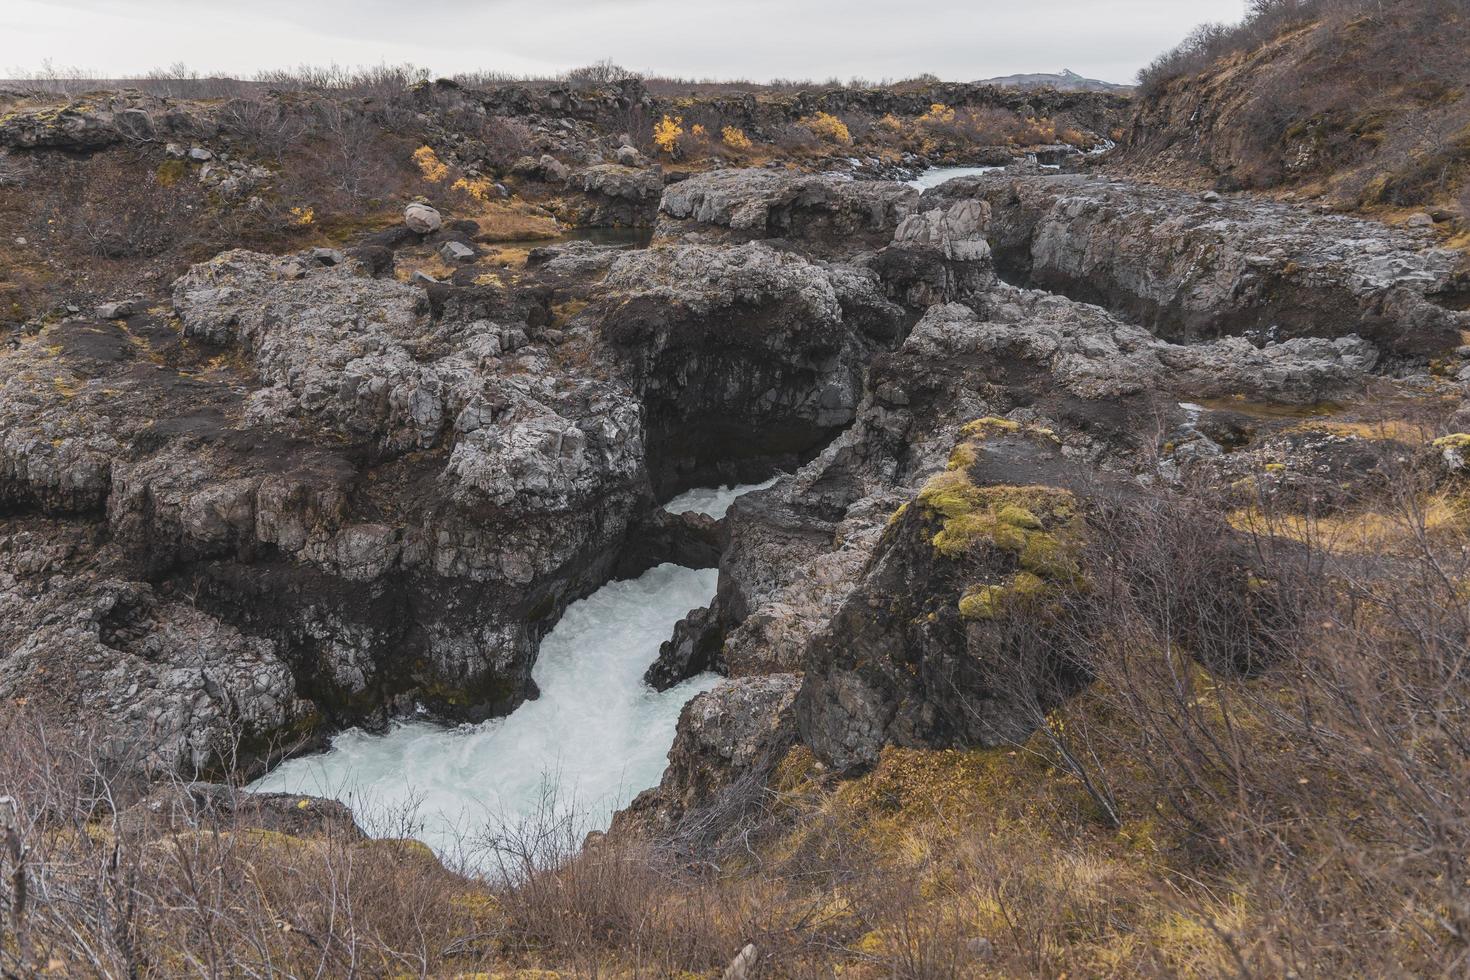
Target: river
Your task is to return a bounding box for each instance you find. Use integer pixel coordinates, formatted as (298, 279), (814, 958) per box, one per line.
(249, 481), (771, 864)
(905, 165), (1004, 190)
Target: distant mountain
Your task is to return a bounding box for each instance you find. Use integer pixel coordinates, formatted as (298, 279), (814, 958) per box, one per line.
(977, 68), (1133, 94)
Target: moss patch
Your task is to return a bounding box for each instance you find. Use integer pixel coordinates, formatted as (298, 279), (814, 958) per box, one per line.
(915, 418), (1086, 620)
(914, 442), (1083, 623)
(1433, 432), (1470, 451)
(919, 476), (1077, 562)
(959, 571), (1047, 620)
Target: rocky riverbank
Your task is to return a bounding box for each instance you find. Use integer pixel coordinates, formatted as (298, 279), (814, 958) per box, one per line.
(4, 147), (1468, 794)
(5, 7), (1470, 965)
(3, 141), (1457, 806)
(615, 164), (1470, 842)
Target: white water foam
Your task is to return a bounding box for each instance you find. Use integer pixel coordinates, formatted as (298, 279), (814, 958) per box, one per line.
(251, 482), (772, 862)
(905, 165), (1004, 190)
(663, 475), (779, 518)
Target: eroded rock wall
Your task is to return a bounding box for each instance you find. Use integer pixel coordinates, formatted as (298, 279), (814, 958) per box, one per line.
(928, 172), (1470, 355)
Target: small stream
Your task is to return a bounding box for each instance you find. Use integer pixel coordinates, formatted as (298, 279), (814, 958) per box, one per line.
(905, 165), (1004, 190)
(249, 481), (770, 862)
(536, 226), (655, 248)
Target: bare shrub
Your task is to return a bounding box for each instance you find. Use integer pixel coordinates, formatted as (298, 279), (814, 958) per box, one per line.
(30, 149), (202, 259)
(437, 107), (531, 174)
(215, 96), (309, 163)
(0, 710), (506, 978)
(483, 782), (800, 974)
(253, 62), (430, 99)
(5, 59), (248, 99)
(1140, 0), (1470, 95)
(3, 58), (104, 96)
(619, 103), (654, 154)
(898, 435), (1470, 975)
(1137, 21), (1236, 95)
(960, 106), (1027, 144)
(1031, 458), (1470, 973)
(562, 60), (641, 90)
(448, 69), (526, 88)
(770, 123), (818, 154)
(299, 101), (402, 203)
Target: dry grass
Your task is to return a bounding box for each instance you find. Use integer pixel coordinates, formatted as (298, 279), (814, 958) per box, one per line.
(1230, 490), (1469, 555)
(1290, 417), (1434, 443)
(391, 251), (457, 283)
(470, 200), (562, 242)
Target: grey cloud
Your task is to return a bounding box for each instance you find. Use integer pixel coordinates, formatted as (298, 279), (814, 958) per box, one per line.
(8, 0), (1248, 84)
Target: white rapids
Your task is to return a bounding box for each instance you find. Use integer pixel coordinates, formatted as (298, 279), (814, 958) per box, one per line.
(662, 475), (780, 518)
(251, 481), (776, 863)
(905, 165), (1004, 190)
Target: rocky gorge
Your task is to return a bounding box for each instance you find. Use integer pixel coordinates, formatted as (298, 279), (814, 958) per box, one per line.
(4, 33), (1470, 973)
(5, 153), (1465, 794)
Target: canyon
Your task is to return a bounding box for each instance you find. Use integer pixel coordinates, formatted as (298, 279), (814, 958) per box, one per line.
(3, 11), (1470, 971)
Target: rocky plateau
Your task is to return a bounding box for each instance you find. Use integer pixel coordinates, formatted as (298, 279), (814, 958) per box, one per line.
(3, 88), (1469, 851)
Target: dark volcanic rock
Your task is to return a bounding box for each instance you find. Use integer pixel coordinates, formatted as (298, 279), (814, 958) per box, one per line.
(928, 172), (1470, 355)
(1, 248), (651, 776)
(586, 241), (904, 496)
(558, 164), (665, 226)
(616, 507), (725, 579)
(870, 197), (997, 306)
(796, 423), (1094, 771)
(0, 93), (216, 153)
(711, 286), (1381, 687)
(0, 542), (312, 779)
(615, 673), (801, 839)
(3, 157), (1457, 801)
(644, 600), (724, 691)
(656, 170), (918, 258)
(0, 101), (128, 151)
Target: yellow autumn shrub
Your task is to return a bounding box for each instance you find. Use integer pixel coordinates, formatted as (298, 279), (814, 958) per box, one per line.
(653, 115), (684, 155)
(1023, 117), (1058, 144)
(413, 145), (449, 183)
(721, 125), (752, 150)
(919, 103), (956, 126)
(800, 112), (851, 144)
(452, 176), (496, 203)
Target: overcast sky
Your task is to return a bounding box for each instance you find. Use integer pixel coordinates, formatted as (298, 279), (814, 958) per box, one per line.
(4, 0), (1249, 85)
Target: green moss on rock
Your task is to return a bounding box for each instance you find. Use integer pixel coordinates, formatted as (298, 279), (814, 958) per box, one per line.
(959, 571), (1050, 621)
(1433, 433), (1470, 450)
(1020, 532), (1080, 581)
(919, 472), (1077, 562)
(911, 417), (1086, 622)
(997, 504), (1042, 529)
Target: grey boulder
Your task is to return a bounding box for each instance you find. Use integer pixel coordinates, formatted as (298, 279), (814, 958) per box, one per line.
(404, 202), (443, 234)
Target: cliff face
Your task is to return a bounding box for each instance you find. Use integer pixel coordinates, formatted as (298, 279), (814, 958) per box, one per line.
(932, 172), (1470, 354)
(1115, 5), (1470, 225)
(462, 76), (1131, 145)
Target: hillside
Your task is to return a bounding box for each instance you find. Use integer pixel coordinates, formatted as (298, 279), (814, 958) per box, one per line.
(977, 68), (1133, 94)
(1116, 0), (1470, 238)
